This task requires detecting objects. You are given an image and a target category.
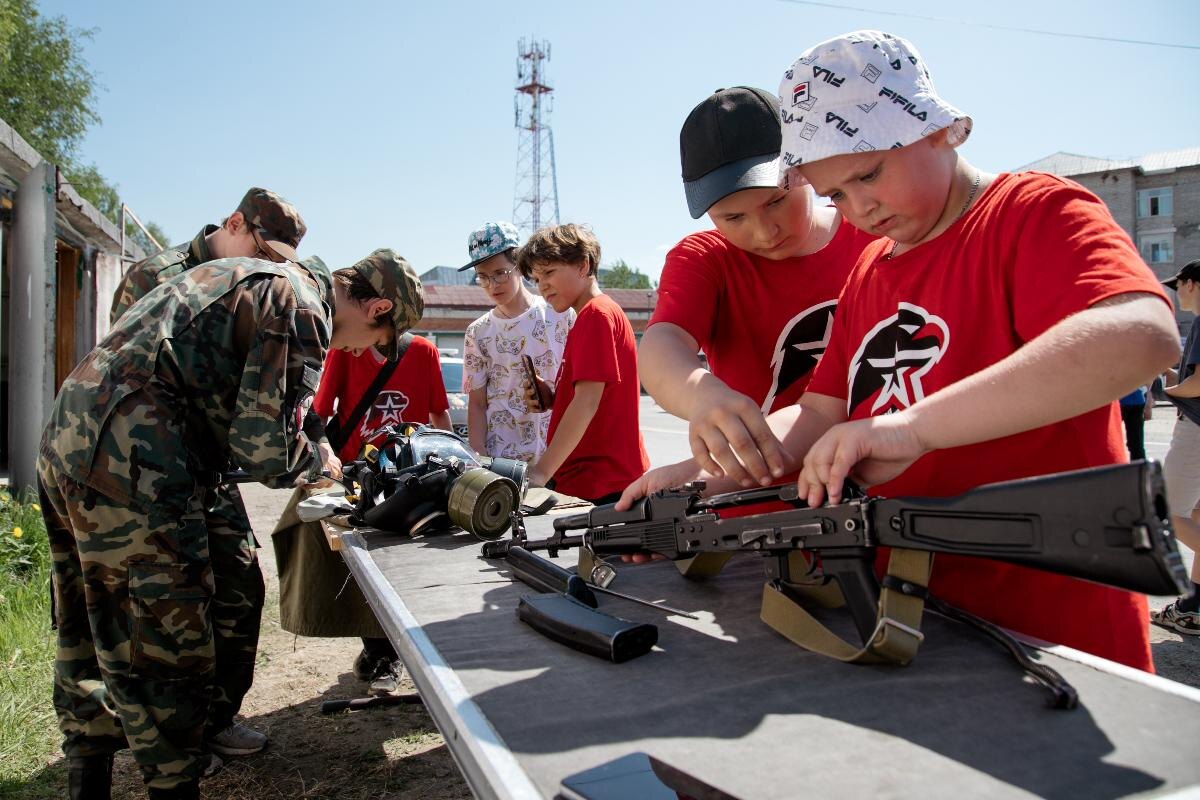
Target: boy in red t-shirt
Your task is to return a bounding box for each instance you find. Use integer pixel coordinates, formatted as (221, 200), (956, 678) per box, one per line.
(623, 31), (1180, 671)
(313, 339), (451, 464)
(519, 224), (649, 504)
(642, 87), (875, 488)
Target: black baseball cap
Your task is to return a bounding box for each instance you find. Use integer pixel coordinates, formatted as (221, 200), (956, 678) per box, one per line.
(681, 87), (783, 219)
(1163, 259), (1200, 291)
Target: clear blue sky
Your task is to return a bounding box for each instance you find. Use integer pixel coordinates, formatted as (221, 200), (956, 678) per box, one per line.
(40, 0), (1200, 282)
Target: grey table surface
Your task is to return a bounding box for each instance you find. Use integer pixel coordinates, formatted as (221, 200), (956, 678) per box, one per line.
(336, 515), (1200, 800)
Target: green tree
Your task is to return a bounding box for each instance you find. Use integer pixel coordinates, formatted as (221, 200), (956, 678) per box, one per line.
(599, 259), (652, 290)
(0, 0), (169, 249)
(0, 0), (98, 167)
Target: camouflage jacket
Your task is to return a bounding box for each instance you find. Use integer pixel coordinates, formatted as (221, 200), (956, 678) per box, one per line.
(108, 225), (217, 324)
(43, 258), (331, 507)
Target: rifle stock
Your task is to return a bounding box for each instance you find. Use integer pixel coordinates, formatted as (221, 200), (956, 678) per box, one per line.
(874, 461), (1184, 596)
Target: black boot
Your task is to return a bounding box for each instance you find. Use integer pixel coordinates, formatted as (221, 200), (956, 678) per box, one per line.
(147, 781), (200, 800)
(67, 755), (113, 800)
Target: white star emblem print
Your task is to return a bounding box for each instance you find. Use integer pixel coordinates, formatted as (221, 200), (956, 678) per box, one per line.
(865, 324), (941, 413)
(361, 391), (410, 436)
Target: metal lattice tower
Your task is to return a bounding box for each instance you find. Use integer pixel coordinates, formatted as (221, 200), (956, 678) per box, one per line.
(512, 38), (560, 237)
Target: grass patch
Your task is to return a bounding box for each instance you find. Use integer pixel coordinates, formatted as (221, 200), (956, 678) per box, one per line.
(0, 489), (61, 794)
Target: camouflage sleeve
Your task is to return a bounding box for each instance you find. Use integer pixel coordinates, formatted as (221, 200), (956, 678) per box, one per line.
(109, 260), (187, 324)
(228, 295), (330, 487)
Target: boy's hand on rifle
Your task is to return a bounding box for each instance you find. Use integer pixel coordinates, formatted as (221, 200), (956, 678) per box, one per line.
(689, 384), (785, 489)
(615, 459), (705, 511)
(798, 413), (926, 507)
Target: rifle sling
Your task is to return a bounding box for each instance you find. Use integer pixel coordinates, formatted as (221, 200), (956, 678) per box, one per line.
(760, 548), (933, 665)
(325, 333), (413, 453)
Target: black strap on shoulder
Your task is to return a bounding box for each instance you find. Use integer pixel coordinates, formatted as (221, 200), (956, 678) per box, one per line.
(325, 333), (414, 453)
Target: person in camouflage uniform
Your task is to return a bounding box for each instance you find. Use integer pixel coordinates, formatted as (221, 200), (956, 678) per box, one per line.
(109, 187), (308, 322)
(38, 248), (423, 800)
(106, 187), (312, 764)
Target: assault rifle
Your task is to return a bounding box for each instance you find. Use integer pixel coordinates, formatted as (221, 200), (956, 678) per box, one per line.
(483, 461), (1188, 705)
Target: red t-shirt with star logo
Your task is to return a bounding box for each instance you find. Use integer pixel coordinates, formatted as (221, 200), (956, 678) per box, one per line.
(314, 336), (449, 463)
(807, 171), (1169, 671)
(650, 216), (875, 412)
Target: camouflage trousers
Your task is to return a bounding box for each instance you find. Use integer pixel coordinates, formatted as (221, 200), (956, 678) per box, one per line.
(36, 458), (263, 790)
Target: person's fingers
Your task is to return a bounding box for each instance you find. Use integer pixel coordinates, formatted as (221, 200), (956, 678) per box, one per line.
(722, 421), (772, 486)
(688, 429), (725, 480)
(824, 441), (861, 505)
(799, 466), (826, 508)
(744, 412), (787, 479)
(616, 478), (648, 511)
(709, 437), (754, 487)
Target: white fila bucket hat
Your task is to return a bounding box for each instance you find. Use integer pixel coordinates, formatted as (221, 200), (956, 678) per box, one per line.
(776, 30), (970, 178)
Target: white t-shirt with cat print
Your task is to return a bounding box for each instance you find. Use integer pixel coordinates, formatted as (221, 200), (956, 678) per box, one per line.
(463, 298), (573, 462)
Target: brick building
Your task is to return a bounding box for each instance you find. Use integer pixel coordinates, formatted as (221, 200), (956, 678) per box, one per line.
(1020, 148), (1200, 328)
(413, 284), (658, 356)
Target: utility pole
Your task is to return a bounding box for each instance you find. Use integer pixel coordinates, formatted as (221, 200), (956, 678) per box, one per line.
(513, 38), (560, 238)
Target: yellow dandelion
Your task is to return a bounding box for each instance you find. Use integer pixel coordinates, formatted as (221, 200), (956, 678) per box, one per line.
(12, 527), (23, 538)
(31, 503), (41, 512)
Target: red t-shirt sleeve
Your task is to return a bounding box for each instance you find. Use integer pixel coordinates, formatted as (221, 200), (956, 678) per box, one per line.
(1009, 175), (1170, 341)
(424, 342), (449, 414)
(570, 302), (622, 385)
(312, 347), (347, 418)
(648, 233), (728, 350)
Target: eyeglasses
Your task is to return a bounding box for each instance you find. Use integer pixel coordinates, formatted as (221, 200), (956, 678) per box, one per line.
(476, 268), (516, 287)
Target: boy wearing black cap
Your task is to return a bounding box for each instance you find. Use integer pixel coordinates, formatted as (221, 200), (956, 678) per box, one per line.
(1154, 259), (1200, 635)
(640, 87), (875, 488)
(622, 31), (1180, 671)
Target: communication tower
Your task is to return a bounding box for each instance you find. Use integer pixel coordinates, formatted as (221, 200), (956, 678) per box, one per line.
(513, 38), (560, 237)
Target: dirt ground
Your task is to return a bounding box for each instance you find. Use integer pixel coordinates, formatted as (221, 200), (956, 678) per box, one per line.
(93, 480), (1197, 799)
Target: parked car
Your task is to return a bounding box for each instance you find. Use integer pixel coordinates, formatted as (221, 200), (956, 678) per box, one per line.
(439, 356), (469, 437)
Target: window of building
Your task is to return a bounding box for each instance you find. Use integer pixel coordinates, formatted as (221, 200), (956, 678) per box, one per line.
(1137, 187), (1173, 218)
(1139, 233), (1173, 264)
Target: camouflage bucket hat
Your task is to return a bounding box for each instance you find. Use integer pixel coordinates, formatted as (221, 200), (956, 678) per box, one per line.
(459, 221), (522, 271)
(236, 187), (307, 261)
(350, 249), (425, 360)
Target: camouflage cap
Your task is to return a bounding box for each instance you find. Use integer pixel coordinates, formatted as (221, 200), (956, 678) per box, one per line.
(236, 187), (307, 261)
(298, 254), (332, 301)
(350, 249), (425, 360)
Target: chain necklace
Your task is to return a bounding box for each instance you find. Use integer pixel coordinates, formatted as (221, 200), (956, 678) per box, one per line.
(886, 169), (981, 259)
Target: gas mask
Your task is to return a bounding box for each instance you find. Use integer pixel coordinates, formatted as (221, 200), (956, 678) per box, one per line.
(343, 424), (526, 540)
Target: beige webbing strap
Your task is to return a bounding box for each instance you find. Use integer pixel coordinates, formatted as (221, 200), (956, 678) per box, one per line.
(760, 549), (933, 665)
(780, 551), (846, 609)
(673, 552), (733, 577)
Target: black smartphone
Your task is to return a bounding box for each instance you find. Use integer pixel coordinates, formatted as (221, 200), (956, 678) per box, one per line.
(522, 354), (545, 411)
(557, 751), (739, 800)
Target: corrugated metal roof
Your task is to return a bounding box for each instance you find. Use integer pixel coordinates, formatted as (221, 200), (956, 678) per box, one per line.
(1018, 147), (1200, 176)
(424, 285), (491, 308)
(1139, 147), (1200, 173)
